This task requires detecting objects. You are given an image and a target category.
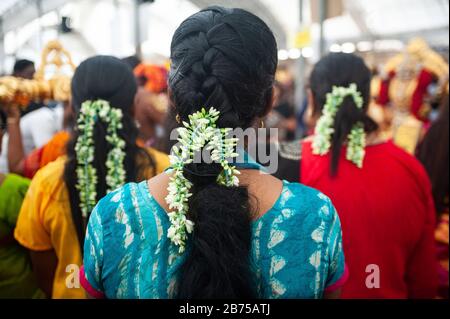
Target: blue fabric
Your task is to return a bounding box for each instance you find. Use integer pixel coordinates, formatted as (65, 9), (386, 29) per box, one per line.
(84, 161), (345, 299)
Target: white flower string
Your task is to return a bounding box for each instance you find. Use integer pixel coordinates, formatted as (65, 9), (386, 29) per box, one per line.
(346, 122), (366, 168)
(312, 83), (367, 168)
(75, 100), (126, 218)
(166, 107), (240, 253)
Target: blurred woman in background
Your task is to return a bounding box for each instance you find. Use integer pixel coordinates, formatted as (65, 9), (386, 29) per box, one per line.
(303, 53), (437, 298)
(276, 53), (438, 298)
(14, 56), (169, 298)
(133, 64), (169, 147)
(417, 95), (449, 299)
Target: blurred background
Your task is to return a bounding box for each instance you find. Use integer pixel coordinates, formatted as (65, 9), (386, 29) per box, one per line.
(1, 0), (449, 143)
(1, 0), (448, 63)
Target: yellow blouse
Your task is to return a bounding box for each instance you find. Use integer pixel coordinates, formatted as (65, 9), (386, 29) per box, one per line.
(14, 148), (169, 299)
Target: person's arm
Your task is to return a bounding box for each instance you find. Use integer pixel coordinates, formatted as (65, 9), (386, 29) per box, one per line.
(5, 106), (25, 174)
(29, 250), (58, 298)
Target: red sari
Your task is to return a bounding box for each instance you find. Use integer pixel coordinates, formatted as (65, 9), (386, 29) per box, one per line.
(300, 140), (438, 298)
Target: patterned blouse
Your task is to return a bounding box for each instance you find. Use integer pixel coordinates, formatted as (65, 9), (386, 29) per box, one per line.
(81, 160), (347, 299)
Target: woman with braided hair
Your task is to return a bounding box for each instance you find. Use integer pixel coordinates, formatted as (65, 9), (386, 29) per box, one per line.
(14, 56), (169, 298)
(81, 6), (347, 299)
(296, 53), (438, 298)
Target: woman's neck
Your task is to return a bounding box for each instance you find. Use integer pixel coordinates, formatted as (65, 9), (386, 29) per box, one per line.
(365, 130), (385, 146)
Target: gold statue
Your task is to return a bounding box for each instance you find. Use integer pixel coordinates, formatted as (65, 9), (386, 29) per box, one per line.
(379, 38), (448, 121)
(374, 38), (449, 153)
(0, 40), (75, 108)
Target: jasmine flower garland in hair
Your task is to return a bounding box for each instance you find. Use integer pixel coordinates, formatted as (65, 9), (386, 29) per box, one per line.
(75, 100), (127, 218)
(166, 107), (240, 253)
(312, 83), (367, 168)
(346, 122), (366, 168)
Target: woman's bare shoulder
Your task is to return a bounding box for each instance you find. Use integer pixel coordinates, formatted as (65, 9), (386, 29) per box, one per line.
(147, 172), (172, 212)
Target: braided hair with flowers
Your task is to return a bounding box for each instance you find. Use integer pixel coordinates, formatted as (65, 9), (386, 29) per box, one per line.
(309, 53), (379, 175)
(312, 83), (366, 168)
(166, 107), (240, 253)
(64, 55), (155, 250)
(166, 6), (278, 298)
(75, 99), (127, 218)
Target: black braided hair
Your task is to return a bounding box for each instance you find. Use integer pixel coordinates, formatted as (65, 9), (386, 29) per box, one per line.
(309, 53), (378, 175)
(64, 56), (155, 249)
(169, 6), (277, 299)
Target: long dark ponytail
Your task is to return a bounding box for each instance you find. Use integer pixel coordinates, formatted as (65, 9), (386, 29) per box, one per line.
(310, 53), (378, 175)
(64, 56), (155, 248)
(169, 6), (277, 298)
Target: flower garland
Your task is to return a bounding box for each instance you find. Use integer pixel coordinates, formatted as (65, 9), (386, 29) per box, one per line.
(312, 83), (367, 168)
(75, 100), (126, 218)
(166, 107), (240, 253)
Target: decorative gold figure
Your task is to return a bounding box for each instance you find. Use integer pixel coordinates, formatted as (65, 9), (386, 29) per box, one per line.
(0, 40), (75, 108)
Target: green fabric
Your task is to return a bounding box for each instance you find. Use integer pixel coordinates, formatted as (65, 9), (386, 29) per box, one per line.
(0, 174), (30, 233)
(0, 174), (42, 298)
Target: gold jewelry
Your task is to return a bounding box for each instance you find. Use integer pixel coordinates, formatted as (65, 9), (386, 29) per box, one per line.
(176, 114), (181, 124)
(260, 120), (265, 128)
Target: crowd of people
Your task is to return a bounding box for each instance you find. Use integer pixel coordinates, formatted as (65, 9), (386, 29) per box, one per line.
(0, 6), (448, 299)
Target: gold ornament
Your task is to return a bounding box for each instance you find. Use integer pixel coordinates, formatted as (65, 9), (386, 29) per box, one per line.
(0, 40), (75, 109)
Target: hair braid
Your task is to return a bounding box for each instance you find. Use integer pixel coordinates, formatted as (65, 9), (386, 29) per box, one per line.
(168, 6), (277, 298)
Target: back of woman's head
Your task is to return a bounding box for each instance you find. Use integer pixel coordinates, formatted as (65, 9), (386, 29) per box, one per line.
(169, 6), (277, 128)
(71, 55), (137, 113)
(65, 55), (152, 248)
(310, 53), (378, 174)
(168, 6), (277, 299)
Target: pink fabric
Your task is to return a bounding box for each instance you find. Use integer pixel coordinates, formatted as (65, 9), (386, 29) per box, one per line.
(325, 264), (349, 293)
(80, 266), (105, 299)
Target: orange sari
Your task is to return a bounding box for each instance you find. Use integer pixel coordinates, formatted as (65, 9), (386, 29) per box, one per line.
(23, 131), (70, 179)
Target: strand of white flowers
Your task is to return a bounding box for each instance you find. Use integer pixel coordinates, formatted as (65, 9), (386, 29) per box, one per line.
(166, 117), (196, 253)
(75, 100), (127, 218)
(346, 123), (366, 168)
(165, 108), (239, 253)
(76, 102), (97, 217)
(104, 107), (125, 192)
(312, 83), (367, 168)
